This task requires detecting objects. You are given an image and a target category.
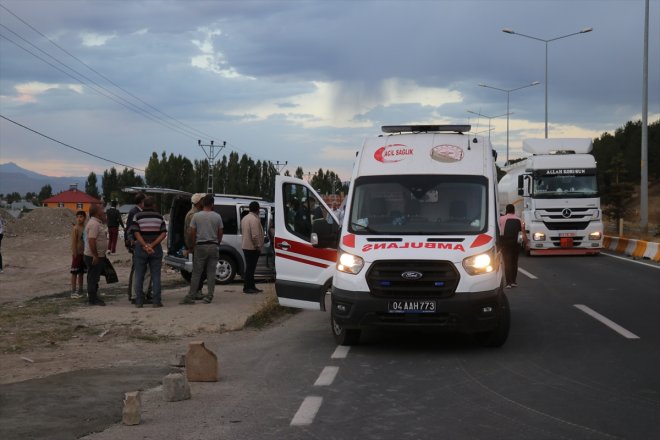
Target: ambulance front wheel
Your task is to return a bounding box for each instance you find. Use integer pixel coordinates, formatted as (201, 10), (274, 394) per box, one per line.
(331, 308), (361, 346)
(474, 293), (510, 348)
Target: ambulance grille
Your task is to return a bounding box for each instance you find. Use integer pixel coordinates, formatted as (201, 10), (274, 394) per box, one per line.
(366, 260), (459, 298)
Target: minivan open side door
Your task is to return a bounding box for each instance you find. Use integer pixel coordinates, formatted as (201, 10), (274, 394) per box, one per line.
(274, 176), (339, 310)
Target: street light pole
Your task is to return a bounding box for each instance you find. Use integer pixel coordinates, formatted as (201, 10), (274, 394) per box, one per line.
(502, 27), (593, 138)
(478, 81), (540, 164)
(466, 110), (510, 141)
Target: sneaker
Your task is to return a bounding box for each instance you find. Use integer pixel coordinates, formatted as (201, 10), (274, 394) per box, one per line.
(179, 297), (195, 305)
(152, 302), (163, 308)
(193, 291), (205, 300)
(243, 288), (260, 294)
(89, 299), (106, 306)
(71, 291), (82, 299)
(505, 284), (512, 289)
(511, 283), (518, 287)
(202, 296), (213, 304)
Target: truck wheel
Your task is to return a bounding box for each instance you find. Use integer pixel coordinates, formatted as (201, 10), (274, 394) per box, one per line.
(331, 308), (361, 346)
(180, 270), (192, 282)
(215, 254), (236, 284)
(474, 294), (510, 348)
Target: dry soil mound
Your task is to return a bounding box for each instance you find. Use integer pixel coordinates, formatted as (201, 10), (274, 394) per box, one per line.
(8, 207), (75, 236)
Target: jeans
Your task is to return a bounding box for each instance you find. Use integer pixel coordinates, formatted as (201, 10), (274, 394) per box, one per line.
(84, 255), (106, 303)
(188, 244), (218, 300)
(242, 249), (260, 290)
(134, 244), (163, 305)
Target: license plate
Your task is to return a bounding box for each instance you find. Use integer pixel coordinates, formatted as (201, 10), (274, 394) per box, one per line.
(559, 233), (576, 237)
(388, 300), (436, 314)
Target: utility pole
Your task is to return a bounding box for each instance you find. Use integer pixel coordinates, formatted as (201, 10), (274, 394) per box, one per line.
(274, 160), (288, 175)
(640, 0), (649, 234)
(198, 140), (226, 194)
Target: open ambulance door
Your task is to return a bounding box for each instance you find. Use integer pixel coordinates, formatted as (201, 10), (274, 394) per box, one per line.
(274, 176), (340, 311)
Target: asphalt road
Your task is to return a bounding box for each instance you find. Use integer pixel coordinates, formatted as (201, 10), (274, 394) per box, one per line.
(186, 251), (660, 440)
(4, 252), (659, 440)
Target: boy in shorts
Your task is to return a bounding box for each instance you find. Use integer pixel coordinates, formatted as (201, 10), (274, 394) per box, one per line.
(70, 210), (87, 298)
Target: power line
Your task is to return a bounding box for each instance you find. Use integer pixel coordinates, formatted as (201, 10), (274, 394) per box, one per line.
(0, 3), (219, 142)
(0, 30), (204, 140)
(0, 114), (144, 172)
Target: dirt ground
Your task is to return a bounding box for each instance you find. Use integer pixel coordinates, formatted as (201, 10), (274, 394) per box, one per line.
(0, 208), (280, 385)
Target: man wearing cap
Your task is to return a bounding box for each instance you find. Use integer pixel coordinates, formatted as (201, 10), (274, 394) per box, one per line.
(184, 193), (206, 298)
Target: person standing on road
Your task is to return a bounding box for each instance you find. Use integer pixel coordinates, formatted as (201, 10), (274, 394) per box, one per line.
(70, 210), (87, 298)
(125, 193), (145, 303)
(241, 201), (264, 294)
(184, 193), (206, 299)
(131, 196), (167, 308)
(498, 204), (527, 289)
(181, 194), (223, 305)
(84, 204), (108, 306)
(105, 200), (125, 254)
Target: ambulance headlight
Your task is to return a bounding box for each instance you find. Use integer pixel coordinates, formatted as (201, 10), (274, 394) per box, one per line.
(533, 232), (545, 241)
(589, 231), (601, 240)
(337, 251), (364, 275)
(462, 247), (496, 275)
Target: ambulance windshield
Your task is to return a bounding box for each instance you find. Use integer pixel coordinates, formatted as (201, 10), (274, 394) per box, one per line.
(349, 175), (488, 235)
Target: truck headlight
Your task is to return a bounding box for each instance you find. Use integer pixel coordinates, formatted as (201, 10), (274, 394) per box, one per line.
(533, 232), (545, 241)
(462, 247), (496, 275)
(589, 231), (601, 240)
(337, 251), (364, 275)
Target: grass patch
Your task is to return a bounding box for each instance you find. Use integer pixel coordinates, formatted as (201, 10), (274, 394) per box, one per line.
(244, 296), (299, 329)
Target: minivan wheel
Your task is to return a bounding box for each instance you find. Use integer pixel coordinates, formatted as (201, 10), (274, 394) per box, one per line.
(474, 293), (510, 348)
(331, 307), (361, 346)
(215, 254), (237, 284)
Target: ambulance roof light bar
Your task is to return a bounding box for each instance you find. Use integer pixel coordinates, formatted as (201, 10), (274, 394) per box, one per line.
(382, 125), (471, 134)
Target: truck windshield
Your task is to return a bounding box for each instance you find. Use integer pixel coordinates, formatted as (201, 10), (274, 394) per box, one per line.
(348, 175), (488, 235)
(532, 171), (598, 198)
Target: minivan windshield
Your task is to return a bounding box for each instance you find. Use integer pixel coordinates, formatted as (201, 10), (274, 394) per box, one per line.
(348, 175), (488, 235)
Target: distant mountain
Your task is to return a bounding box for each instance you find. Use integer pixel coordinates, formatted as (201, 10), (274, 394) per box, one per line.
(0, 162), (88, 195)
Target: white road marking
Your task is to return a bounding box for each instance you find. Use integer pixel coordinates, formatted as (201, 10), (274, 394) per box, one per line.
(290, 396), (323, 426)
(314, 366), (339, 386)
(574, 304), (640, 339)
(331, 345), (350, 359)
(518, 267), (538, 279)
(601, 252), (660, 269)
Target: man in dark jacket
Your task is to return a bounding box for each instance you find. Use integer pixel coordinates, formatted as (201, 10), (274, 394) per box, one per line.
(106, 200), (125, 254)
(498, 204), (527, 288)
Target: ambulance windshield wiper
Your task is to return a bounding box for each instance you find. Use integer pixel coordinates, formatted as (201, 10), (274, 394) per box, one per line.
(350, 221), (379, 234)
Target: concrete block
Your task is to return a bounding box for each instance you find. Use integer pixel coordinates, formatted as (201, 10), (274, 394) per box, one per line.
(122, 391), (141, 425)
(185, 341), (218, 382)
(162, 373), (192, 402)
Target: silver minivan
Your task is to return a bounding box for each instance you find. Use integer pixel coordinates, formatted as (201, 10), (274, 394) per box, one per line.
(123, 187), (275, 285)
(164, 193), (275, 284)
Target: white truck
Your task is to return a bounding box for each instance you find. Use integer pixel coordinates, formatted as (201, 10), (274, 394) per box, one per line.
(273, 124), (509, 347)
(498, 138), (603, 255)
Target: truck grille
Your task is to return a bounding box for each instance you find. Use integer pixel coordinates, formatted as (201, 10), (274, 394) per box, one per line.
(366, 260), (459, 298)
(543, 221), (590, 230)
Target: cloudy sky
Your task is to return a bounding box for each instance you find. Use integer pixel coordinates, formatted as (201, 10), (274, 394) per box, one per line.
(0, 0), (658, 182)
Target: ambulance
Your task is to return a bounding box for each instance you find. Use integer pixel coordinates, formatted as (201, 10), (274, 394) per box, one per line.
(274, 125), (509, 346)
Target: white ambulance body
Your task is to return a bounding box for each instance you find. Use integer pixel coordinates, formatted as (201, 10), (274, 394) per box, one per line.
(274, 125), (509, 346)
(498, 138), (603, 255)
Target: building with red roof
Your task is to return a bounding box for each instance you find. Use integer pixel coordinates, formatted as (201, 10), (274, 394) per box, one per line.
(42, 184), (102, 214)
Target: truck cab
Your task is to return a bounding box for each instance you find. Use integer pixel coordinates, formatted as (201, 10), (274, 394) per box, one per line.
(498, 138), (603, 255)
(274, 125), (509, 346)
